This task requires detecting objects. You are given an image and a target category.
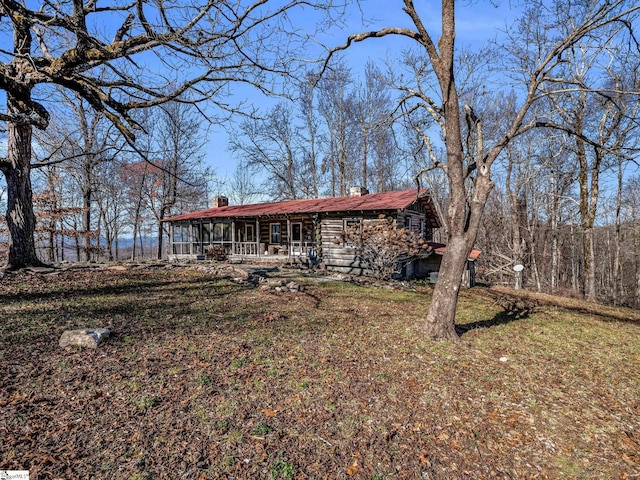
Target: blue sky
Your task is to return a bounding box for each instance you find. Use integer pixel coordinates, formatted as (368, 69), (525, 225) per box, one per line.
(0, 0), (522, 186)
(208, 0), (523, 190)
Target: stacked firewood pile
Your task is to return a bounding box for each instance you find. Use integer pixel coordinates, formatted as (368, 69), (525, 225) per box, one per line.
(205, 245), (228, 261)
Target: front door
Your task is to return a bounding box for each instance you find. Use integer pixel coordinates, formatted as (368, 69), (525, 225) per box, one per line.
(291, 223), (302, 255)
(245, 224), (255, 242)
(241, 224), (256, 255)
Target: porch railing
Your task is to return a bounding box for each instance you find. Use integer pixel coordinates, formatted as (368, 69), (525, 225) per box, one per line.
(231, 241), (317, 257)
(233, 242), (259, 256)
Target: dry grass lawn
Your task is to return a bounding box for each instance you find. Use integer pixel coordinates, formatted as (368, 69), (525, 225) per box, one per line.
(0, 265), (638, 479)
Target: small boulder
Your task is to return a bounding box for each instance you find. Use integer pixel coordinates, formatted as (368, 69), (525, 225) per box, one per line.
(229, 267), (250, 280)
(59, 328), (110, 349)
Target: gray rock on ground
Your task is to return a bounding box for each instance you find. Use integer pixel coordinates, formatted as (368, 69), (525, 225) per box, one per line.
(59, 328), (111, 349)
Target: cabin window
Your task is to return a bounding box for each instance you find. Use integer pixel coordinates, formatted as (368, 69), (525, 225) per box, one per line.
(172, 224), (185, 243)
(213, 222), (231, 243)
(343, 217), (362, 233)
(270, 223), (281, 244)
(192, 224), (201, 241)
(172, 223), (191, 254)
(202, 222), (211, 244)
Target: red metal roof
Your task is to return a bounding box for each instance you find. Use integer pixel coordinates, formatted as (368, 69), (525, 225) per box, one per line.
(429, 242), (482, 261)
(165, 189), (441, 226)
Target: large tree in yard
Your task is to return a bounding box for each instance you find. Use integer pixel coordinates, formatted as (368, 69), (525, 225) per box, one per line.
(328, 0), (640, 340)
(0, 0), (339, 270)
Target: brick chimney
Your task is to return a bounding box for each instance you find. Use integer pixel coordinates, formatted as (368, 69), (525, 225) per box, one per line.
(349, 186), (369, 197)
(212, 196), (229, 208)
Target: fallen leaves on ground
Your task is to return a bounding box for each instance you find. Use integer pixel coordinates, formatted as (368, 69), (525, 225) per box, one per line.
(0, 266), (638, 479)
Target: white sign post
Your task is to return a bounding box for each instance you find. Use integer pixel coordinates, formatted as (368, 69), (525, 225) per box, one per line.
(513, 264), (524, 290)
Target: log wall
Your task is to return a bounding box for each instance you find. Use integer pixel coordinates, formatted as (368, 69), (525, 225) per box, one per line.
(319, 216), (363, 273)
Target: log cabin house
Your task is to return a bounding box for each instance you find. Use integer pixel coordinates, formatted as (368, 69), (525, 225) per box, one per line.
(164, 187), (479, 286)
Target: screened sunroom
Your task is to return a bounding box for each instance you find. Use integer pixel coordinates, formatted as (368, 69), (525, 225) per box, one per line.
(170, 220), (232, 257)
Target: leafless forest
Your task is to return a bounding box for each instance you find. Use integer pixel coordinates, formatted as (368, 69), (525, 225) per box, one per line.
(1, 1), (639, 308)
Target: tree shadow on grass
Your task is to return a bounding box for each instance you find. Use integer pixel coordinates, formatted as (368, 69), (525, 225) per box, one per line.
(457, 288), (640, 335)
(456, 297), (535, 336)
(0, 272), (256, 345)
(0, 270), (248, 306)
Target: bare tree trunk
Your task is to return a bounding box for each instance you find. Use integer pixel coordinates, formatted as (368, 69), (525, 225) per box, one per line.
(505, 151), (525, 289)
(74, 215), (81, 261)
(424, 234), (470, 340)
(131, 218), (138, 261)
(98, 207), (114, 261)
(107, 234), (114, 261)
(550, 171), (559, 291)
(613, 160), (623, 305)
(157, 218), (166, 260)
(130, 170), (147, 261)
(634, 203), (640, 308)
(81, 162), (93, 262)
(576, 131), (599, 301)
(583, 226), (597, 300)
(59, 228), (64, 262)
(508, 198), (524, 288)
(330, 150), (336, 197)
(338, 139), (347, 196)
(636, 232), (640, 308)
(302, 76), (320, 198)
(419, 1), (494, 340)
(0, 16), (46, 270)
(572, 224), (581, 293)
(362, 126), (368, 191)
(530, 241), (542, 292)
(310, 141), (319, 198)
(47, 225), (56, 263)
(1, 100), (45, 270)
(115, 226), (120, 261)
(138, 229), (144, 260)
(77, 104), (95, 263)
(526, 184), (542, 292)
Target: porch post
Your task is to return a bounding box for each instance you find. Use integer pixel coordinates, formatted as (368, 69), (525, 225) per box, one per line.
(286, 218), (291, 257)
(256, 219), (260, 256)
(231, 220), (236, 256)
